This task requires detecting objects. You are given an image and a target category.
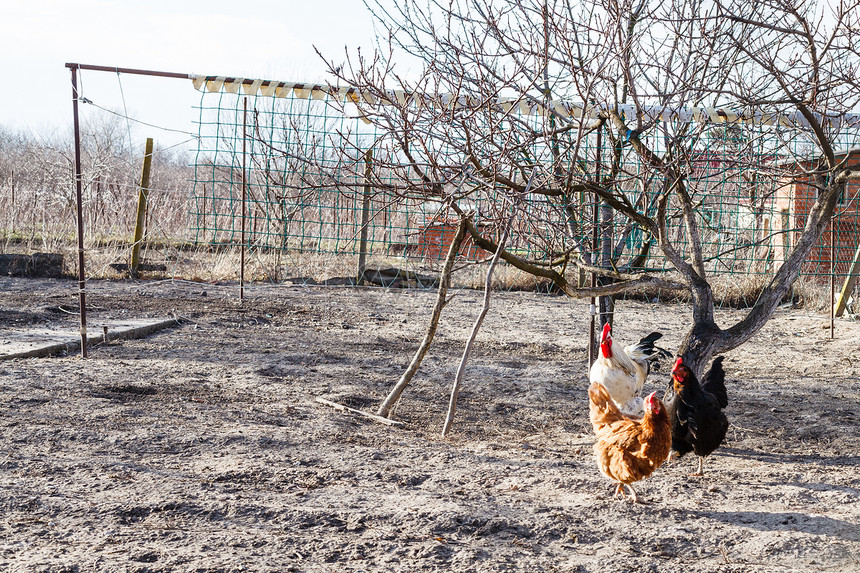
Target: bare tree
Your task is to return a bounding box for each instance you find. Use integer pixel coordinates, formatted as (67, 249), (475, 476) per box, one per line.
(0, 115), (194, 257)
(306, 0), (859, 377)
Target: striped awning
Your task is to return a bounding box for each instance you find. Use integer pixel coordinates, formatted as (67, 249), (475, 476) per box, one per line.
(191, 74), (860, 130)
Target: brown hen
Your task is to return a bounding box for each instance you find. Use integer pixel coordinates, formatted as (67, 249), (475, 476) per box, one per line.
(588, 381), (672, 503)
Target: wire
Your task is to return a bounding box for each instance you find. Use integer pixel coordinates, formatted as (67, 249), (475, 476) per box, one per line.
(80, 94), (200, 140)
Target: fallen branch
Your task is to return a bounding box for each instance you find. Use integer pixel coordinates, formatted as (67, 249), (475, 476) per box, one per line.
(316, 397), (405, 427)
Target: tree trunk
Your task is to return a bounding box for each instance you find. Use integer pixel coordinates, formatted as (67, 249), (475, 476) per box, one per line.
(677, 319), (722, 378)
(677, 179), (844, 377)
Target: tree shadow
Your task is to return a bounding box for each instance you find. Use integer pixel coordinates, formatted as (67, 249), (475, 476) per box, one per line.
(685, 509), (860, 541)
(720, 447), (860, 469)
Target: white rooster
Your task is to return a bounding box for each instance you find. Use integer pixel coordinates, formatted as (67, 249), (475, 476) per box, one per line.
(589, 323), (669, 414)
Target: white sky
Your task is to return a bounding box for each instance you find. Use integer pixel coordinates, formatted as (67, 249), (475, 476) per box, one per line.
(0, 0), (390, 149)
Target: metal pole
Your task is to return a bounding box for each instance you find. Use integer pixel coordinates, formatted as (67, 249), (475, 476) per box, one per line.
(201, 184), (207, 240)
(70, 65), (88, 358)
(65, 63), (190, 80)
(589, 129), (602, 367)
(834, 242), (860, 318)
(240, 97), (247, 301)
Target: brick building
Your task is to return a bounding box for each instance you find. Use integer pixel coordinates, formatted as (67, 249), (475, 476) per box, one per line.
(771, 148), (860, 276)
(415, 208), (487, 261)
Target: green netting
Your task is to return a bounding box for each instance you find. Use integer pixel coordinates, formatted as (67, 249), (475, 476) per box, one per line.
(191, 91), (412, 257)
(189, 84), (860, 281)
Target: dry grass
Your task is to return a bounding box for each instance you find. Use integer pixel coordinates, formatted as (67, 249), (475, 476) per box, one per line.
(709, 272), (842, 312)
(1, 237), (841, 315)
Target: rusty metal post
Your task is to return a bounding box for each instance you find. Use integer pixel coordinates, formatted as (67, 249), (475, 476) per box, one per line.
(240, 97), (247, 301)
(588, 129), (602, 367)
(70, 64), (88, 358)
(201, 184), (207, 240)
(830, 219), (835, 338)
(835, 242), (860, 318)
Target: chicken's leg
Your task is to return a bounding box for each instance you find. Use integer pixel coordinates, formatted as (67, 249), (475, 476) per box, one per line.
(611, 483), (640, 503)
(690, 456), (705, 477)
(624, 484), (639, 503)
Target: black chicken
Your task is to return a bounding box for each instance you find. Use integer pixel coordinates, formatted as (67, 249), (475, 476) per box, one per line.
(666, 356), (729, 476)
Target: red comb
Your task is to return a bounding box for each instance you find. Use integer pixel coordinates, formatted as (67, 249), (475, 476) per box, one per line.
(601, 323), (611, 339)
(644, 391), (659, 412)
(672, 357), (683, 371)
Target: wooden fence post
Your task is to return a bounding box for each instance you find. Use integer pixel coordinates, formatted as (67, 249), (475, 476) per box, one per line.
(357, 149), (373, 285)
(130, 138), (154, 278)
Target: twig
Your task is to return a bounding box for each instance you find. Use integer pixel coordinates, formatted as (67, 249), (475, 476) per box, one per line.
(316, 397), (405, 427)
(729, 423), (768, 435)
(442, 170), (533, 437)
(442, 209), (514, 437)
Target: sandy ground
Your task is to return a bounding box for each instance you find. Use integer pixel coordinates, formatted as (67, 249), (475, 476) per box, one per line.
(1, 276), (859, 572)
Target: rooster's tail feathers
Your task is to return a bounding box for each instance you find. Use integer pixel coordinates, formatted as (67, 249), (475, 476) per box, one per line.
(638, 332), (663, 346)
(625, 332), (672, 362)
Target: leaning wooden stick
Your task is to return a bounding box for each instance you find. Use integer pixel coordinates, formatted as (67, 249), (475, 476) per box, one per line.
(442, 177), (531, 437)
(376, 217), (469, 419)
(441, 220), (510, 437)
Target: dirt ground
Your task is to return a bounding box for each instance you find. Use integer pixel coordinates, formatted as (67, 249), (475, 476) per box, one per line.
(1, 276), (859, 572)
